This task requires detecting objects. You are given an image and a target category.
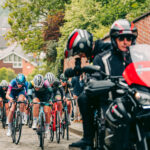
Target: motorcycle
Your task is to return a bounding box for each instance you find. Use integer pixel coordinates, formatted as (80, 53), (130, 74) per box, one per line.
(84, 44), (150, 150)
(114, 44), (150, 150)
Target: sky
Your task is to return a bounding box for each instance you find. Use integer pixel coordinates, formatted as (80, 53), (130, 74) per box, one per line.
(0, 0), (9, 36)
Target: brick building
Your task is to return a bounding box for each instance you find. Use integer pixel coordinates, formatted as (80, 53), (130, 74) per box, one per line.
(0, 43), (37, 76)
(64, 12), (150, 70)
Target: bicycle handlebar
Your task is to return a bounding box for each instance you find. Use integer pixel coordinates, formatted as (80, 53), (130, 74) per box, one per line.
(32, 102), (52, 106)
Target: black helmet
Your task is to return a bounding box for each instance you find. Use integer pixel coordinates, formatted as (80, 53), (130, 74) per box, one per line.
(66, 29), (93, 57)
(16, 74), (26, 85)
(110, 19), (138, 50)
(59, 73), (67, 81)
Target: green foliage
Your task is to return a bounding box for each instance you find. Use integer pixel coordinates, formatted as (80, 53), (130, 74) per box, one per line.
(3, 0), (150, 76)
(3, 0), (69, 53)
(56, 0), (102, 69)
(26, 61), (60, 81)
(46, 40), (57, 63)
(56, 0), (150, 72)
(0, 67), (16, 82)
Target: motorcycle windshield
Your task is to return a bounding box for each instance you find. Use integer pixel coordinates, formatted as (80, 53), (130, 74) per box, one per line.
(123, 44), (150, 87)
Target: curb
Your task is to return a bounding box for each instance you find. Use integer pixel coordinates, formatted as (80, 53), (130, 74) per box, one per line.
(69, 126), (83, 136)
(69, 122), (83, 136)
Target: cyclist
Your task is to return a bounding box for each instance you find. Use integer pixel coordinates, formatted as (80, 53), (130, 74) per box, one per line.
(44, 72), (64, 125)
(28, 74), (53, 135)
(0, 80), (9, 123)
(44, 72), (55, 86)
(71, 75), (84, 122)
(66, 21), (137, 150)
(6, 73), (28, 136)
(59, 73), (73, 124)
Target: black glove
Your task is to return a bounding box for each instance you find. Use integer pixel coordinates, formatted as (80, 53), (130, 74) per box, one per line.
(64, 68), (75, 78)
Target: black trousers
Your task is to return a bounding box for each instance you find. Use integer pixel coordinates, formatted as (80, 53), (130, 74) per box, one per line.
(78, 92), (107, 145)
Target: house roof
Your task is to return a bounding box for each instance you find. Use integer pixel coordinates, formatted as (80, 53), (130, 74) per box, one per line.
(0, 43), (37, 66)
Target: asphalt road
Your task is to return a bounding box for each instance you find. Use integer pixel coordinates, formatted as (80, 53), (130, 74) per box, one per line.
(0, 124), (81, 150)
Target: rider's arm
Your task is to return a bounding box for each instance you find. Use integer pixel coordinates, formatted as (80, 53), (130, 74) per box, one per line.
(6, 84), (13, 102)
(91, 53), (105, 80)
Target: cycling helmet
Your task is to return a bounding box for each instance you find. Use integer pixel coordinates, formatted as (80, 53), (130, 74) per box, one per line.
(1, 80), (8, 87)
(66, 29), (93, 57)
(110, 19), (138, 50)
(53, 78), (60, 87)
(45, 72), (55, 84)
(33, 74), (44, 88)
(16, 73), (26, 85)
(60, 73), (67, 81)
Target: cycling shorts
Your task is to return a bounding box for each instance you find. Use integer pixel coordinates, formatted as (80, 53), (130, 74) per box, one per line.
(34, 94), (50, 102)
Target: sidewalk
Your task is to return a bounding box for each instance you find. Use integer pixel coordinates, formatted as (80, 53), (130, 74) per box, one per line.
(69, 121), (83, 136)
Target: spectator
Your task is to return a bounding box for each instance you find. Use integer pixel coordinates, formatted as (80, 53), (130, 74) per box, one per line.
(71, 74), (84, 122)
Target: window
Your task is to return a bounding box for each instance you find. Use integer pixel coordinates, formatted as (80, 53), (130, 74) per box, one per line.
(3, 54), (22, 68)
(13, 62), (22, 68)
(9, 54), (13, 62)
(3, 57), (8, 62)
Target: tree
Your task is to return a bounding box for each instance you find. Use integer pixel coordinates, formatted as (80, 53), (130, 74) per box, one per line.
(0, 67), (16, 82)
(3, 0), (69, 54)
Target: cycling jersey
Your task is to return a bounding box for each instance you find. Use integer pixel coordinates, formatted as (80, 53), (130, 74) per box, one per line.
(8, 79), (28, 99)
(60, 81), (73, 98)
(0, 86), (8, 99)
(28, 80), (52, 102)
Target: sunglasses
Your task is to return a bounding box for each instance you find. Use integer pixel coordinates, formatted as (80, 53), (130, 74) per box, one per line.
(2, 86), (7, 88)
(17, 82), (24, 86)
(118, 36), (133, 42)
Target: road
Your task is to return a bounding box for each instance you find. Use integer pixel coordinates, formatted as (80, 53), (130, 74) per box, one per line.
(0, 124), (81, 150)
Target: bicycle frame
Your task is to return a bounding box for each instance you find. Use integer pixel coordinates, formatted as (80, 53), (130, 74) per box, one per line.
(51, 100), (62, 131)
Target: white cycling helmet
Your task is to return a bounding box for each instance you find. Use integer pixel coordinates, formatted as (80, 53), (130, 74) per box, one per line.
(1, 80), (8, 87)
(33, 74), (44, 88)
(45, 72), (55, 84)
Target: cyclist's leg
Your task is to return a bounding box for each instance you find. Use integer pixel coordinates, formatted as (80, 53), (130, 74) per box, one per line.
(66, 98), (72, 124)
(7, 94), (16, 136)
(23, 105), (29, 125)
(18, 92), (27, 124)
(44, 105), (50, 134)
(0, 97), (3, 117)
(5, 101), (9, 124)
(32, 97), (40, 129)
(73, 95), (78, 122)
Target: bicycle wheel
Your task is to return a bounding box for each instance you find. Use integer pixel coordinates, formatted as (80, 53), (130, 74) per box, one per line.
(38, 113), (45, 150)
(28, 107), (33, 128)
(65, 110), (69, 140)
(49, 119), (54, 142)
(11, 112), (16, 143)
(61, 119), (65, 139)
(14, 111), (22, 144)
(56, 111), (60, 143)
(1, 105), (6, 129)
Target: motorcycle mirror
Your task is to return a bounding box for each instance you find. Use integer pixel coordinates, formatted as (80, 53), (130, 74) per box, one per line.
(82, 65), (101, 74)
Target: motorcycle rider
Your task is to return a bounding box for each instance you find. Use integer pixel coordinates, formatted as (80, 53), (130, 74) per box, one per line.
(67, 19), (138, 150)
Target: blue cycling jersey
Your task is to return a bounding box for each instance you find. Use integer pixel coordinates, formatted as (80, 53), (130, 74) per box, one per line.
(8, 79), (28, 95)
